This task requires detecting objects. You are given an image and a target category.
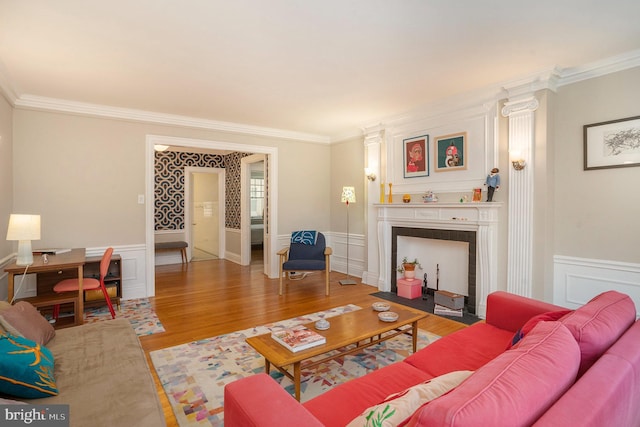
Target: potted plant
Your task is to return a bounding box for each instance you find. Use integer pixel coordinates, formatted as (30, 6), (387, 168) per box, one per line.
(397, 257), (422, 280)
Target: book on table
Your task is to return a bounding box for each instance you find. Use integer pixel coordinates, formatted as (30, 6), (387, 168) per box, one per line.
(271, 325), (326, 352)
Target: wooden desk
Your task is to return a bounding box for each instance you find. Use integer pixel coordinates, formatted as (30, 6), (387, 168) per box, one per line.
(5, 248), (87, 325)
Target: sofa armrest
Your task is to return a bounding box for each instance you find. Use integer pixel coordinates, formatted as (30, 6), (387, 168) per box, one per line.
(485, 291), (567, 332)
(224, 374), (323, 427)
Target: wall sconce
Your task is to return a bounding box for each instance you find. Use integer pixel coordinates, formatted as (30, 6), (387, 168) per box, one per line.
(365, 168), (377, 181)
(510, 151), (526, 171)
(154, 144), (169, 152)
(512, 159), (526, 170)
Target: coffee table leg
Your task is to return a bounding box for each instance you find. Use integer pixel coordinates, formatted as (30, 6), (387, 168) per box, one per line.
(294, 362), (301, 401)
(264, 358), (271, 374)
(412, 320), (418, 353)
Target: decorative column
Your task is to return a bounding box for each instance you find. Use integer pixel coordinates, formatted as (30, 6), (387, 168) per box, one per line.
(363, 126), (385, 287)
(502, 97), (538, 297)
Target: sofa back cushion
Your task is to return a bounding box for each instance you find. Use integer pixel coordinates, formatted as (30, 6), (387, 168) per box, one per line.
(560, 290), (636, 377)
(407, 321), (580, 427)
(533, 320), (640, 427)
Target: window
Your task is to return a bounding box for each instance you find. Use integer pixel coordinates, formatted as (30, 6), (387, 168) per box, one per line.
(250, 178), (264, 218)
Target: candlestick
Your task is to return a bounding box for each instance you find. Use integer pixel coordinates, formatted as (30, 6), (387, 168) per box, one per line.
(380, 182), (385, 204)
(388, 183), (393, 203)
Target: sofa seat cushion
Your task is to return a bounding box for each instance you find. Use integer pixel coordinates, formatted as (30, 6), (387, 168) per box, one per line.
(303, 361), (432, 427)
(560, 290), (636, 377)
(24, 319), (166, 427)
(404, 323), (513, 377)
(407, 321), (580, 427)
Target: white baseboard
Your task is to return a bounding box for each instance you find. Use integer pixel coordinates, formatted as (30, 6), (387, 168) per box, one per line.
(554, 255), (640, 316)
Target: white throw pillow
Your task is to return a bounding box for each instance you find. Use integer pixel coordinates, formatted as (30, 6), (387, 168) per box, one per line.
(347, 370), (473, 427)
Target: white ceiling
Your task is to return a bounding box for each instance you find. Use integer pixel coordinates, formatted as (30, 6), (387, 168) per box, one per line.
(1, 1), (640, 141)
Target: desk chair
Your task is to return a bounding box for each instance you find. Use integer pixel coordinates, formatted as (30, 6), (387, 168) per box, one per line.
(52, 247), (116, 320)
(278, 232), (332, 296)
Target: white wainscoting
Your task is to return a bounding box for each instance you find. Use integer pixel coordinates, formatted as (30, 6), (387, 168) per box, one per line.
(0, 254), (37, 301)
(554, 255), (640, 316)
(88, 245), (149, 300)
(1, 245), (149, 302)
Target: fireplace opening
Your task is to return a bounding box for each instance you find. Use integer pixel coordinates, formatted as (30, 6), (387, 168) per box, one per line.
(391, 227), (477, 315)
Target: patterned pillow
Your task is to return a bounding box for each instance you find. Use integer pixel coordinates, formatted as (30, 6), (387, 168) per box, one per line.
(0, 334), (58, 398)
(346, 371), (473, 427)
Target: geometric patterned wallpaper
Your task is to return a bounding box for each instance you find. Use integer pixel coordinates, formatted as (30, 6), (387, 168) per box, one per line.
(154, 151), (250, 231)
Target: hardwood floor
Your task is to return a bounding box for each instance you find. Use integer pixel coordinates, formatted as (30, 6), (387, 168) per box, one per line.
(140, 259), (468, 426)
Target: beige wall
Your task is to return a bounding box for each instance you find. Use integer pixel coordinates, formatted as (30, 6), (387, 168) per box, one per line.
(330, 136), (365, 235)
(11, 109), (331, 249)
(5, 66), (639, 299)
(553, 67), (640, 264)
(0, 95), (14, 258)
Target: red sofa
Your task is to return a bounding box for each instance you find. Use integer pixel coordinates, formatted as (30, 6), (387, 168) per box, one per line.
(225, 291), (639, 426)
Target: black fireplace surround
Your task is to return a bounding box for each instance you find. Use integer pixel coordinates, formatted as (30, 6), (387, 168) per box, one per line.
(391, 227), (477, 315)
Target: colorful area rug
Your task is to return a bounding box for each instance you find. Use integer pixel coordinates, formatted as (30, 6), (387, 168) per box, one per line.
(150, 304), (440, 426)
(84, 297), (165, 336)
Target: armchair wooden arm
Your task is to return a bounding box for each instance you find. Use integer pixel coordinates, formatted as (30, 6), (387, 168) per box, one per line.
(277, 246), (290, 256)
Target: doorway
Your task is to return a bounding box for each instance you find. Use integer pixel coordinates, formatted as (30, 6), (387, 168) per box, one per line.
(241, 154), (267, 267)
(187, 168), (225, 261)
(145, 135), (279, 298)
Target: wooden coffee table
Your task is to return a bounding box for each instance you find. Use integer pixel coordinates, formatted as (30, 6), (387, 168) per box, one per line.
(246, 303), (427, 401)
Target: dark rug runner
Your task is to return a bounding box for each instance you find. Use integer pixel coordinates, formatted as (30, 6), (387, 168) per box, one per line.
(370, 291), (480, 326)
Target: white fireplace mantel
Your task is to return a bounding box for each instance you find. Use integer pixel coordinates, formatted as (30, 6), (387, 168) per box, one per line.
(372, 202), (501, 318)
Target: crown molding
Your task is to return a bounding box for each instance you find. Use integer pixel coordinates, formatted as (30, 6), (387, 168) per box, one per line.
(557, 49), (640, 87)
(13, 95), (331, 144)
(501, 68), (562, 101)
(363, 50), (640, 132)
(5, 50), (640, 144)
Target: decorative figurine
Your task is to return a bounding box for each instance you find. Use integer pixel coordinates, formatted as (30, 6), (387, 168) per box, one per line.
(423, 191), (438, 203)
(484, 168), (500, 202)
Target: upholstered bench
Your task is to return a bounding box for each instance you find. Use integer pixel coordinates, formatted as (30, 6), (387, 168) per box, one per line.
(154, 241), (188, 263)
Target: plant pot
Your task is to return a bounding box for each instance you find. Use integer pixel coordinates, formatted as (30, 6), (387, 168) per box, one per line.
(402, 263), (416, 280)
(403, 270), (416, 280)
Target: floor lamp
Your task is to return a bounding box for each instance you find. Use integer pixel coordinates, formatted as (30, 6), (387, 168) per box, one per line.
(339, 186), (357, 285)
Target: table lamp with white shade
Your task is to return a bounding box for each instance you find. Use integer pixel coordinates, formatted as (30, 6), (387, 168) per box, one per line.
(339, 186), (357, 285)
(6, 214), (41, 266)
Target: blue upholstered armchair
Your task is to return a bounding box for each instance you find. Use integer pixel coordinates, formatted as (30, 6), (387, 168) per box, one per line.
(277, 232), (332, 296)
